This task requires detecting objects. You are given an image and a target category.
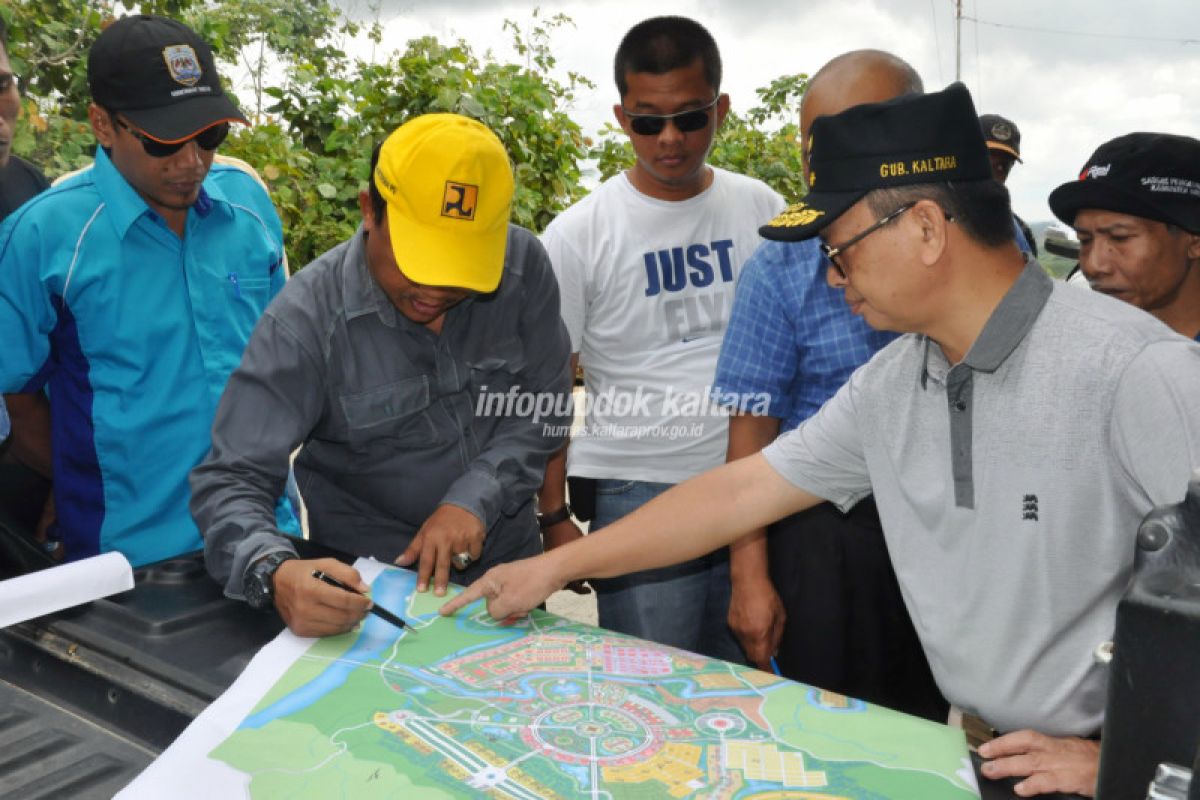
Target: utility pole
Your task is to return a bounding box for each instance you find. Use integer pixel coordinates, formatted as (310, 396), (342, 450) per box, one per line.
(955, 0), (963, 81)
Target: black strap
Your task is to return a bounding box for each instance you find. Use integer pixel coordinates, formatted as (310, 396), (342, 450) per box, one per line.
(536, 505), (572, 530)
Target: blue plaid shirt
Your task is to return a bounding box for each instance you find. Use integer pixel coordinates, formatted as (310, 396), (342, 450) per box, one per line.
(716, 220), (1034, 433)
(714, 238), (897, 433)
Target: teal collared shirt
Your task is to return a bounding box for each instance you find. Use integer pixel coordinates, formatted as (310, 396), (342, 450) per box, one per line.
(0, 147), (291, 565)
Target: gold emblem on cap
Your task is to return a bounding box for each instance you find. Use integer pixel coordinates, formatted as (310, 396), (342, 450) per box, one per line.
(442, 181), (478, 221)
(162, 44), (202, 87)
(767, 202), (825, 228)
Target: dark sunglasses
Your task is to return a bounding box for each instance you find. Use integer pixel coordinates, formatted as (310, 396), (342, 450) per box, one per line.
(622, 97), (719, 136)
(113, 116), (230, 158)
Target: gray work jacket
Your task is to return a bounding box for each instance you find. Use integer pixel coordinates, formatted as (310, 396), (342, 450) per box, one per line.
(191, 224), (572, 597)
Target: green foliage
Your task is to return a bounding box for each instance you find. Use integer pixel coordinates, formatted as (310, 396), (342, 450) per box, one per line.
(592, 72), (810, 203)
(712, 73), (809, 202)
(7, 2), (810, 267)
(240, 10), (596, 257)
(11, 101), (93, 176)
(220, 122), (363, 270)
(1038, 252), (1076, 279)
(1, 0), (201, 114)
(183, 0), (353, 120)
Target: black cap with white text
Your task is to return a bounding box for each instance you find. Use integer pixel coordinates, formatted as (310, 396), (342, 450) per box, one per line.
(1049, 132), (1200, 234)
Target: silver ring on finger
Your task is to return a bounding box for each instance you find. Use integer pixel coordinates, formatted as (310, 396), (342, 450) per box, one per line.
(452, 551), (474, 571)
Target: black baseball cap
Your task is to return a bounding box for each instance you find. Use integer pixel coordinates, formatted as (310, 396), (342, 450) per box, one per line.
(1048, 132), (1200, 234)
(980, 113), (1022, 161)
(88, 15), (248, 143)
(760, 82), (993, 242)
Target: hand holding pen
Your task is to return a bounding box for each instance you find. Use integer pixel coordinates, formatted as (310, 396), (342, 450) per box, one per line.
(312, 569), (416, 633)
(270, 557), (374, 638)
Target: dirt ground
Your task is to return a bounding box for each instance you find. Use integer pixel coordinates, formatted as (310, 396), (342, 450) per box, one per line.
(545, 585), (598, 626)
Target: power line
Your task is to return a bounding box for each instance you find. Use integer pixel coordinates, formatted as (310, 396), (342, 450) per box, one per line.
(929, 0), (945, 84)
(973, 0), (981, 102)
(964, 15), (1200, 45)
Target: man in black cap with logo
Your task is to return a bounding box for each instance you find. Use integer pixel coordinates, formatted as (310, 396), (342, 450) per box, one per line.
(444, 83), (1200, 796)
(980, 113), (1022, 185)
(1049, 132), (1200, 341)
(0, 14), (296, 568)
(980, 112), (1037, 255)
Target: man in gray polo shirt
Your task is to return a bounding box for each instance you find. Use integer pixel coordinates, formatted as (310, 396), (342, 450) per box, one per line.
(443, 85), (1200, 797)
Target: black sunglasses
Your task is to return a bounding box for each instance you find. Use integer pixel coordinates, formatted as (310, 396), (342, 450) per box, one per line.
(113, 116), (230, 158)
(622, 97), (719, 136)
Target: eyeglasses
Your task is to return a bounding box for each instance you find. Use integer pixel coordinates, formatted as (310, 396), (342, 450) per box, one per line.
(112, 115), (230, 158)
(820, 202), (954, 278)
(622, 97), (719, 136)
(820, 203), (916, 278)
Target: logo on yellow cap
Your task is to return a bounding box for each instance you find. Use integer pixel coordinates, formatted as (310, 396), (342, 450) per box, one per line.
(442, 182), (478, 221)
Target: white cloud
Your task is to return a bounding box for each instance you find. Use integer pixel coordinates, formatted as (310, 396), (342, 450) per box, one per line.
(341, 0), (1200, 223)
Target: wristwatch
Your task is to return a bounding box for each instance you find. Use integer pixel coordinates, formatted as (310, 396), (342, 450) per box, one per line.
(244, 551), (296, 611)
(536, 504), (573, 530)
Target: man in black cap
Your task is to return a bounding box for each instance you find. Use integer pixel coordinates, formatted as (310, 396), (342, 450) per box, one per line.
(980, 113), (1022, 185)
(0, 14), (295, 568)
(980, 112), (1037, 255)
(444, 83), (1200, 796)
(1049, 132), (1200, 341)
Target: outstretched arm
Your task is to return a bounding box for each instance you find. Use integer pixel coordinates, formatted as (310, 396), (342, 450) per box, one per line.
(440, 452), (822, 620)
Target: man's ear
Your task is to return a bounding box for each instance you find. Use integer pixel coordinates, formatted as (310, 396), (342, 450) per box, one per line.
(88, 103), (115, 148)
(358, 189), (375, 234)
(911, 199), (951, 265)
(714, 93), (731, 128)
(612, 103), (632, 137)
(1186, 231), (1200, 262)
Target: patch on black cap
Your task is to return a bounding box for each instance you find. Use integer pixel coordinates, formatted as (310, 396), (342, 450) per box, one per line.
(761, 83), (992, 242)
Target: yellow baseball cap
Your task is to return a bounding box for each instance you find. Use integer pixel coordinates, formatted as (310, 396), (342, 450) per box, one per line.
(373, 114), (514, 293)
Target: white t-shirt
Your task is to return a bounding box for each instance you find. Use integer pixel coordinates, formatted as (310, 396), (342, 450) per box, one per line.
(542, 168), (785, 483)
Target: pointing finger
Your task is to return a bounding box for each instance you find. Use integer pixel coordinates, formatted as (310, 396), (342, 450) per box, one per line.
(440, 577), (489, 616)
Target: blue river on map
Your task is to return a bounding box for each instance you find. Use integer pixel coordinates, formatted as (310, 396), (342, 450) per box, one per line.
(241, 568), (421, 729)
(240, 570), (796, 730)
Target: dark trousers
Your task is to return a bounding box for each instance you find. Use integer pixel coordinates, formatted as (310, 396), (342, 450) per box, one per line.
(768, 496), (948, 722)
(0, 452), (53, 577)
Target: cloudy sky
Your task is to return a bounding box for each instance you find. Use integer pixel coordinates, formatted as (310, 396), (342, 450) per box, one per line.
(336, 0), (1200, 225)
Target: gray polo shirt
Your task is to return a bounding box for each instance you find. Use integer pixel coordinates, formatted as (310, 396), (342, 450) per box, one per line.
(191, 224), (572, 597)
(763, 259), (1200, 736)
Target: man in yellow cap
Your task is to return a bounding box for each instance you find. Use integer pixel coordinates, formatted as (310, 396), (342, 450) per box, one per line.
(190, 114), (572, 637)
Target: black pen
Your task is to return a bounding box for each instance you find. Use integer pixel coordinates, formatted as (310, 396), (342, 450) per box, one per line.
(311, 569), (416, 633)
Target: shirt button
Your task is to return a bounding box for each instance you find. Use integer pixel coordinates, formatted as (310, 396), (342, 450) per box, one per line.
(954, 400), (967, 411)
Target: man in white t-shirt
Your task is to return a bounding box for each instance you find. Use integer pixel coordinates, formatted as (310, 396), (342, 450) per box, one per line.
(537, 15), (784, 660)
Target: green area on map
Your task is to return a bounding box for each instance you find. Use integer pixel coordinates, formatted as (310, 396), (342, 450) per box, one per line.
(210, 566), (977, 799)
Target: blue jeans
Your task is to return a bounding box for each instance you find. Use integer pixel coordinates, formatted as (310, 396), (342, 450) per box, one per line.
(590, 478), (745, 664)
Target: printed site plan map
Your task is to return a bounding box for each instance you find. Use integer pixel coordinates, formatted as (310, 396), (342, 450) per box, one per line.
(122, 560), (980, 799)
